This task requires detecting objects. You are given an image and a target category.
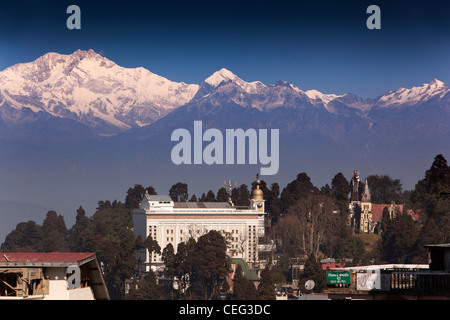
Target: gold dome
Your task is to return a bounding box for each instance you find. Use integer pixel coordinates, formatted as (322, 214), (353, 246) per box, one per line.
(251, 177), (264, 200)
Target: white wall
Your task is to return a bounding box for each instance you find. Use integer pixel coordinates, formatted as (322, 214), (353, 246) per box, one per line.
(43, 267), (95, 300)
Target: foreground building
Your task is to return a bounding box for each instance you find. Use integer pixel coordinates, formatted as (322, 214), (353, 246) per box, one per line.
(325, 244), (450, 300)
(0, 252), (109, 300)
(133, 177), (266, 272)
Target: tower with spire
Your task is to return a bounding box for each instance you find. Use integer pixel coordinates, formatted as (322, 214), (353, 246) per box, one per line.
(348, 173), (406, 234)
(360, 179), (373, 233)
(250, 174), (265, 213)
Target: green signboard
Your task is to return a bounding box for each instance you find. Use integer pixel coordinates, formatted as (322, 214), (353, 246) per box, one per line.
(326, 271), (351, 285)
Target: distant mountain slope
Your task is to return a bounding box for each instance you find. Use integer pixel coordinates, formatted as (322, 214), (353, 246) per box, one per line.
(0, 49), (199, 136)
(1, 50), (448, 143)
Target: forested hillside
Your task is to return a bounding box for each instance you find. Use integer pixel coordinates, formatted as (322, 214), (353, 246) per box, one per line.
(1, 154), (448, 299)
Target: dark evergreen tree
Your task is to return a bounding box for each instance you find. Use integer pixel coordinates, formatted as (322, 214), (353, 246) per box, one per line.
(342, 236), (365, 264)
(126, 270), (164, 300)
(216, 187), (230, 202)
(198, 193), (207, 202)
(381, 212), (420, 263)
(205, 190), (216, 202)
(231, 184), (250, 207)
(67, 206), (91, 252)
(366, 174), (403, 204)
(258, 180), (282, 225)
(257, 265), (276, 300)
(380, 206), (391, 235)
(233, 263), (257, 300)
(144, 235), (161, 256)
(125, 185), (158, 209)
(300, 253), (326, 293)
(84, 201), (137, 299)
(1, 221), (42, 252)
(174, 241), (190, 295)
(411, 154), (450, 242)
(40, 210), (69, 252)
(169, 182), (188, 202)
(320, 183), (332, 197)
(192, 231), (231, 299)
(331, 172), (350, 207)
(280, 172), (319, 212)
(162, 243), (176, 299)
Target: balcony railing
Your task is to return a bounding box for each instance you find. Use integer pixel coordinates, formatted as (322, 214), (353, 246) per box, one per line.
(391, 272), (450, 292)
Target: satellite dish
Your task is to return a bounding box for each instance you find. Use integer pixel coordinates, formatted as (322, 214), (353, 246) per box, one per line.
(305, 280), (315, 291)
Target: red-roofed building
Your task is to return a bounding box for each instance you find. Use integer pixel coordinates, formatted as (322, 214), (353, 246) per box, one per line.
(371, 203), (404, 222)
(0, 252), (109, 300)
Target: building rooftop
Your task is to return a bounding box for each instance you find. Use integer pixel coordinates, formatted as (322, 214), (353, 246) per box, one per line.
(0, 252), (96, 267)
(232, 258), (260, 281)
(424, 243), (450, 248)
(174, 202), (232, 209)
(0, 252), (109, 300)
(144, 194), (173, 202)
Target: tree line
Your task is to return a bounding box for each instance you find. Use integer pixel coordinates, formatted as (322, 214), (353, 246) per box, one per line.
(1, 154), (448, 299)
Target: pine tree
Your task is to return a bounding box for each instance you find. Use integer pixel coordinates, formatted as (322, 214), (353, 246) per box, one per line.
(194, 231), (231, 299)
(162, 243), (176, 299)
(169, 182), (188, 202)
(411, 154), (450, 242)
(67, 206), (91, 252)
(257, 265), (276, 300)
(40, 210), (69, 252)
(216, 187), (230, 202)
(381, 212), (419, 263)
(205, 190), (216, 202)
(126, 270), (163, 300)
(300, 253), (326, 292)
(1, 221), (42, 252)
(233, 264), (257, 300)
(280, 172), (319, 212)
(231, 184), (250, 207)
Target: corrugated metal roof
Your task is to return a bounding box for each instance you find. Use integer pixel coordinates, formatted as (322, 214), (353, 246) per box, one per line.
(174, 202), (232, 208)
(146, 195), (173, 202)
(0, 252), (95, 263)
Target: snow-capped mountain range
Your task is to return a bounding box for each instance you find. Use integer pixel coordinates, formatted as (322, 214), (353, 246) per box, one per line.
(1, 49), (448, 138)
(0, 49), (199, 135)
(0, 50), (448, 248)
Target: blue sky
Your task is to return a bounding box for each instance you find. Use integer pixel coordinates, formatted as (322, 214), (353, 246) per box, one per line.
(0, 0), (449, 98)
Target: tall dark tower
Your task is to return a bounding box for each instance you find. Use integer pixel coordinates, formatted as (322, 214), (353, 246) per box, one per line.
(351, 170), (360, 202)
(349, 170), (361, 233)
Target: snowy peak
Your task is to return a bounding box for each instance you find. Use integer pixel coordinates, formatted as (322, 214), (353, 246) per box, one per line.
(430, 78), (445, 86)
(1, 50), (448, 138)
(203, 68), (266, 94)
(205, 68), (239, 86)
(377, 79), (448, 107)
(305, 89), (343, 105)
(0, 49), (199, 134)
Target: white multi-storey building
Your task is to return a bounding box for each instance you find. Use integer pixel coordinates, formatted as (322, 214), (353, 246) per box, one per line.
(132, 178), (266, 272)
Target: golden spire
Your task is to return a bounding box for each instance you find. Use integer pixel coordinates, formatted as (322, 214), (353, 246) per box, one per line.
(251, 174), (264, 200)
